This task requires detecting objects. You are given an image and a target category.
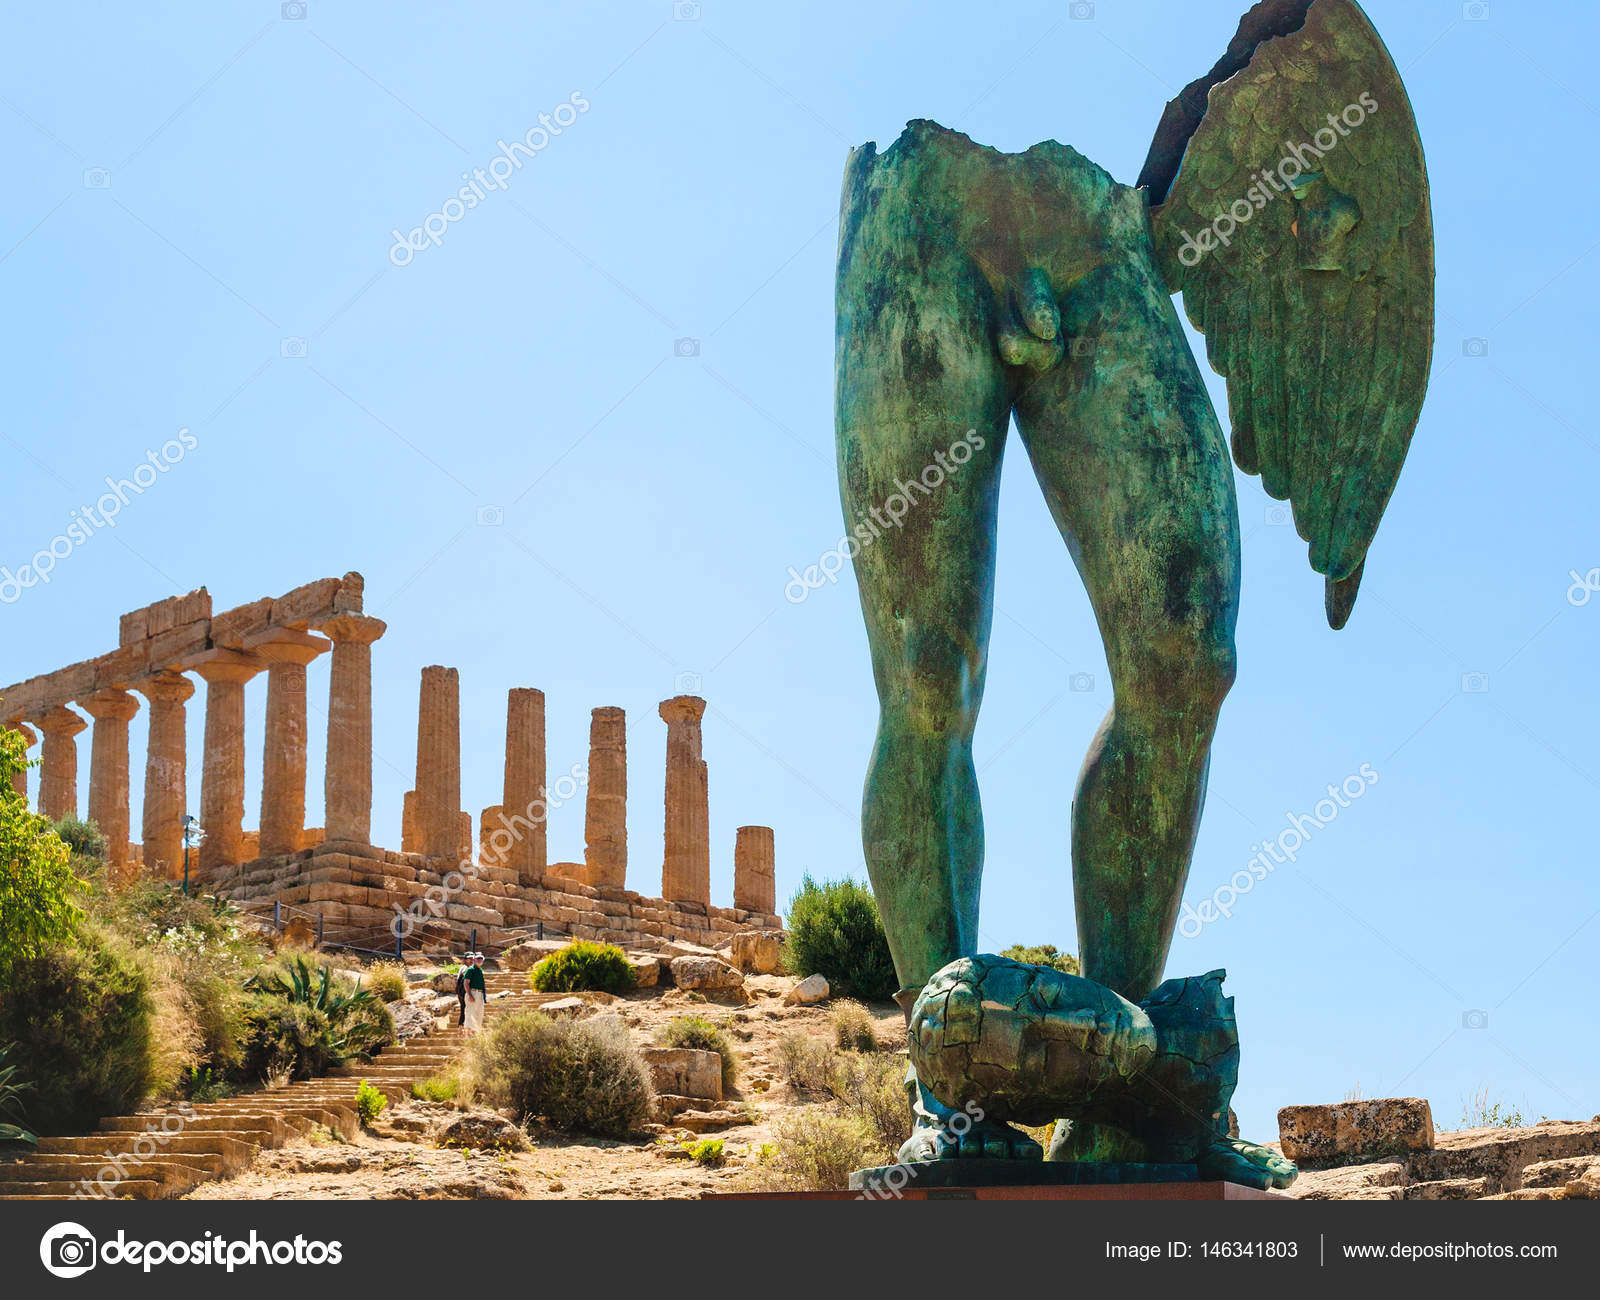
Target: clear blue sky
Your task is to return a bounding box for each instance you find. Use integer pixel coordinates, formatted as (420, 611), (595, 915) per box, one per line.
(2, 0), (1594, 1142)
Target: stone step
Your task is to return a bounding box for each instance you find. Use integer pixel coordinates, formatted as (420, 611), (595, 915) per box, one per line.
(1404, 1176), (1493, 1200)
(0, 1179), (164, 1200)
(36, 1133), (262, 1173)
(97, 1114), (292, 1145)
(0, 1158), (216, 1195)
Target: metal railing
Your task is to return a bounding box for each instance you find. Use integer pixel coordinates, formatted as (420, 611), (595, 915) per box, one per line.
(230, 897), (569, 963)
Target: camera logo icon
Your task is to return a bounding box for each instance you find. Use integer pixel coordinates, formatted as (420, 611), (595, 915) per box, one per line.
(41, 1222), (97, 1278)
(673, 337), (701, 358)
(1069, 0), (1096, 17)
(1069, 336), (1097, 359)
(1460, 671), (1490, 694)
(1461, 336), (1489, 358)
(1069, 671), (1095, 693)
(280, 337), (308, 359)
(82, 168), (112, 189)
(1264, 502), (1293, 527)
(1462, 1), (1490, 20)
(282, 1), (308, 18)
(674, 2), (702, 19)
(475, 505), (504, 526)
(674, 670), (702, 694)
(1462, 1009), (1489, 1030)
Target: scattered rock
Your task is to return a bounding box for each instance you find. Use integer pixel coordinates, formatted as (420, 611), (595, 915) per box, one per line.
(436, 1111), (530, 1152)
(501, 939), (570, 972)
(783, 973), (830, 1006)
(669, 955), (744, 992)
(728, 930), (783, 974)
(627, 954), (661, 988)
(540, 997), (588, 1019)
(388, 1000), (434, 1041)
(641, 1047), (722, 1103)
(674, 1109), (747, 1133)
(659, 940), (723, 960)
(1278, 1097), (1434, 1164)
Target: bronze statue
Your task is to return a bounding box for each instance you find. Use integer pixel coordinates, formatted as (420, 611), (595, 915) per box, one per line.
(834, 0), (1432, 1189)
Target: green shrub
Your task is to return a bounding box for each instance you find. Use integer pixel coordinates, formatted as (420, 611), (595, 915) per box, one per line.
(180, 1066), (235, 1103)
(999, 943), (1079, 975)
(52, 814), (107, 867)
(412, 1072), (460, 1104)
(683, 1137), (725, 1167)
(366, 962), (408, 1003)
(240, 957), (392, 1082)
(0, 1043), (36, 1144)
(529, 941), (636, 994)
(355, 1079), (388, 1125)
(829, 999), (879, 1052)
(467, 1011), (653, 1138)
(661, 1015), (738, 1092)
(783, 875), (897, 1000)
(747, 1110), (885, 1192)
(0, 730), (83, 976)
(0, 927), (155, 1133)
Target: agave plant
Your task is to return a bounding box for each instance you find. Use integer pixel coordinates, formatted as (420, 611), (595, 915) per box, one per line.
(0, 1045), (37, 1146)
(246, 956), (376, 1016)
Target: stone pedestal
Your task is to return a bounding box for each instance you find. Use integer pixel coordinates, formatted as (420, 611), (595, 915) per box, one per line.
(247, 629), (330, 858)
(319, 614), (385, 845)
(82, 690), (140, 881)
(584, 705), (627, 888)
(34, 705), (88, 822)
(734, 824), (776, 914)
(659, 695), (709, 905)
(191, 649), (266, 877)
(413, 665), (461, 860)
(135, 672), (195, 879)
(502, 687), (547, 884)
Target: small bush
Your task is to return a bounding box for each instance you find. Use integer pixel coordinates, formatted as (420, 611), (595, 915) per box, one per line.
(467, 1011), (653, 1137)
(829, 999), (879, 1052)
(355, 1079), (388, 1125)
(181, 1066), (235, 1103)
(683, 1137), (725, 1167)
(412, 1072), (460, 1105)
(661, 1015), (738, 1092)
(829, 1052), (911, 1153)
(0, 927), (155, 1133)
(747, 1111), (885, 1192)
(0, 1043), (36, 1144)
(239, 959), (393, 1082)
(999, 943), (1079, 975)
(52, 814), (108, 867)
(1459, 1086), (1539, 1130)
(529, 941), (637, 994)
(784, 875), (897, 1000)
(366, 962), (408, 1003)
(775, 1032), (840, 1095)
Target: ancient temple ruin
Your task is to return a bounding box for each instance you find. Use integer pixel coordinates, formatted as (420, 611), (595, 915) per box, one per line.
(0, 573), (782, 952)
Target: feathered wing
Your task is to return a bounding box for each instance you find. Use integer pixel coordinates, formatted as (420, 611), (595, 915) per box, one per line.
(1140, 0), (1433, 628)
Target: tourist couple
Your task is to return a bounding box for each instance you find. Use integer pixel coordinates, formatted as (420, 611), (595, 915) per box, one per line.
(455, 951), (487, 1033)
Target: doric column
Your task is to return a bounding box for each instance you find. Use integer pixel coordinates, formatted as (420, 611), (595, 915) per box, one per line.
(82, 690), (139, 881)
(190, 650), (266, 876)
(413, 665), (461, 860)
(34, 705), (88, 821)
(135, 673), (194, 880)
(502, 688), (547, 884)
(584, 706), (627, 888)
(248, 630), (330, 858)
(734, 825), (776, 914)
(659, 695), (709, 904)
(6, 721), (37, 799)
(319, 614), (385, 845)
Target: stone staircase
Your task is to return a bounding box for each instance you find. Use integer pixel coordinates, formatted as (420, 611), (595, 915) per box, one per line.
(0, 1030), (462, 1201)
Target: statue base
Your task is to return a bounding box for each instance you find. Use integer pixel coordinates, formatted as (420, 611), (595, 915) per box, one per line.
(849, 1160), (1196, 1193)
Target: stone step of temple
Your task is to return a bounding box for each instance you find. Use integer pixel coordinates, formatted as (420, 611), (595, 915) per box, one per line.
(0, 1179), (164, 1200)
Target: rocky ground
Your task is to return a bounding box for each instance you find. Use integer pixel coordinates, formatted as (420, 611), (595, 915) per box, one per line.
(187, 970), (907, 1201)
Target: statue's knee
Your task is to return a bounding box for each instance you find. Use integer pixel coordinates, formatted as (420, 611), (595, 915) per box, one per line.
(1135, 635), (1236, 718)
(887, 639), (982, 739)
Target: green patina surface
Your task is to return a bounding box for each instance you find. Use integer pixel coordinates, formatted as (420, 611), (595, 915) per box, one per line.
(833, 0), (1433, 1190)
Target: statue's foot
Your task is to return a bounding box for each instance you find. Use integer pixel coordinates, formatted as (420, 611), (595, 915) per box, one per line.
(896, 1063), (1043, 1163)
(1197, 1135), (1297, 1190)
(898, 1115), (1044, 1163)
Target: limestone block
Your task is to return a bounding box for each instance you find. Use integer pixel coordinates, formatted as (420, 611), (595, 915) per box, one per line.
(119, 608), (149, 646)
(627, 954), (661, 988)
(783, 973), (830, 1006)
(729, 930), (783, 974)
(641, 1047), (721, 1102)
(209, 598), (274, 648)
(271, 577), (343, 629)
(540, 997), (588, 1019)
(669, 955), (744, 992)
(92, 643), (150, 690)
(1278, 1098), (1435, 1164)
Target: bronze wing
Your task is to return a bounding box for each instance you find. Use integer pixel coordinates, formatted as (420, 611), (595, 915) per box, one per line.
(1140, 0), (1433, 628)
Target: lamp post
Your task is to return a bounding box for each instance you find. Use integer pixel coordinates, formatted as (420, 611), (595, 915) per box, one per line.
(180, 814), (206, 896)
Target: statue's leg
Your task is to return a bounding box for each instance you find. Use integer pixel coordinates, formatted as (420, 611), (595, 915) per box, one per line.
(836, 146), (1039, 1162)
(1010, 196), (1241, 1007)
